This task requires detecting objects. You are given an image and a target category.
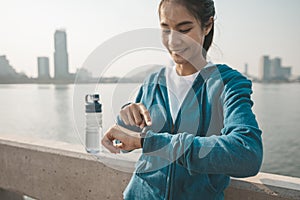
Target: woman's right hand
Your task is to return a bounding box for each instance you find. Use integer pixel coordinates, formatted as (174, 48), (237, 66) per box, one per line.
(120, 103), (152, 129)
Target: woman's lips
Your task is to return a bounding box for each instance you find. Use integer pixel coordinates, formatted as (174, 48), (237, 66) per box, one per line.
(171, 48), (187, 55)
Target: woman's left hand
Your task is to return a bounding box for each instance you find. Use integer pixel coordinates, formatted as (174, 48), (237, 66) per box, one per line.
(101, 124), (142, 153)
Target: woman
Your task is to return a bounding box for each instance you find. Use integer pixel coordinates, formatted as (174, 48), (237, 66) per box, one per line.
(102, 0), (263, 199)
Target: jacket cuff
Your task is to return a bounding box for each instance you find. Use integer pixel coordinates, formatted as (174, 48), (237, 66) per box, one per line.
(142, 131), (173, 154)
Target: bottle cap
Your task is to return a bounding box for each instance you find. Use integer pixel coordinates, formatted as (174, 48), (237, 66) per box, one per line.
(91, 94), (99, 101)
(85, 94), (102, 113)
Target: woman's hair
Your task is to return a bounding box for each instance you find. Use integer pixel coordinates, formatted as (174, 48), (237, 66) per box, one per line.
(159, 0), (215, 58)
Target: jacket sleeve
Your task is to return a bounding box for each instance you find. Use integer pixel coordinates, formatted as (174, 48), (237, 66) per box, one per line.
(142, 75), (263, 178)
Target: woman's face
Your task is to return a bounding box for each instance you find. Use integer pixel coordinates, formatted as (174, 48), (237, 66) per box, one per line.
(160, 2), (209, 65)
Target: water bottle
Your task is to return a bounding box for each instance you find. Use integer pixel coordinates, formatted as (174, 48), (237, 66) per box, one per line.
(85, 94), (102, 154)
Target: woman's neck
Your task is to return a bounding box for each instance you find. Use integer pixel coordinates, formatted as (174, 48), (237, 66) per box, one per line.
(175, 59), (208, 76)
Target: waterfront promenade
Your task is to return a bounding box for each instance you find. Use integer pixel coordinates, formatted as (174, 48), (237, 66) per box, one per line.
(0, 134), (299, 200)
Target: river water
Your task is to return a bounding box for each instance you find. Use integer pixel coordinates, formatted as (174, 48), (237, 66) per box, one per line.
(0, 83), (299, 178)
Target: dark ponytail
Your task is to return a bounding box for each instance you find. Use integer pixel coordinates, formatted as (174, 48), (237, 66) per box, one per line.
(159, 0), (215, 58)
(203, 23), (214, 58)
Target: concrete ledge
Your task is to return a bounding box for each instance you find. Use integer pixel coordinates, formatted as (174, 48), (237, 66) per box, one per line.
(225, 173), (300, 200)
(0, 134), (134, 200)
(0, 134), (300, 200)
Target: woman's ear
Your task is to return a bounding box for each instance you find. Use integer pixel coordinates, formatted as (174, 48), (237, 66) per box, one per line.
(204, 17), (214, 36)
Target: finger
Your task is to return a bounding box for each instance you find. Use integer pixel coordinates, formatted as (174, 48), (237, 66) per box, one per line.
(139, 121), (146, 129)
(139, 104), (152, 126)
(115, 143), (132, 151)
(115, 142), (124, 149)
(120, 110), (130, 126)
(114, 125), (141, 150)
(101, 135), (120, 153)
(125, 110), (135, 126)
(131, 107), (143, 126)
(101, 128), (121, 153)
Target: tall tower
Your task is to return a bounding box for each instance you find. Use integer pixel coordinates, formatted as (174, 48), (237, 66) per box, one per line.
(270, 57), (281, 78)
(54, 29), (69, 79)
(259, 56), (271, 81)
(38, 57), (50, 79)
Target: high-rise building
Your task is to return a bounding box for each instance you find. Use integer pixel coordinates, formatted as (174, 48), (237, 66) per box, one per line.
(280, 67), (292, 79)
(259, 56), (271, 81)
(0, 55), (29, 83)
(270, 57), (281, 78)
(38, 57), (50, 79)
(259, 55), (292, 81)
(0, 55), (18, 77)
(54, 29), (69, 79)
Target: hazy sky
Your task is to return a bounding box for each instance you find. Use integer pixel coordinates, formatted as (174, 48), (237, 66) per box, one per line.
(0, 0), (299, 77)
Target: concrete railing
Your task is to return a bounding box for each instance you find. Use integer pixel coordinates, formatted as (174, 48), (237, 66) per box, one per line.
(0, 134), (299, 200)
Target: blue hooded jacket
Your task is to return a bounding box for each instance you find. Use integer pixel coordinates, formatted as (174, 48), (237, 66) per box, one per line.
(118, 64), (263, 200)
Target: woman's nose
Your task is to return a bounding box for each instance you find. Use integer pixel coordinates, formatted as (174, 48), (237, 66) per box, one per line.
(168, 30), (182, 48)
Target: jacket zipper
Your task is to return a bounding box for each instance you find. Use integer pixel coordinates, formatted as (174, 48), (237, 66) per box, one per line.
(166, 122), (175, 200)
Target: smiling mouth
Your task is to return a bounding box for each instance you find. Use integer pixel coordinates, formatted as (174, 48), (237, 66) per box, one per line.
(171, 48), (187, 54)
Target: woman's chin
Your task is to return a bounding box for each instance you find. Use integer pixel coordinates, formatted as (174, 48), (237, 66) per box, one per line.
(172, 54), (189, 65)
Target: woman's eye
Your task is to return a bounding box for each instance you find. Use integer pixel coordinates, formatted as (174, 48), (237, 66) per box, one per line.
(162, 29), (171, 34)
(179, 28), (192, 33)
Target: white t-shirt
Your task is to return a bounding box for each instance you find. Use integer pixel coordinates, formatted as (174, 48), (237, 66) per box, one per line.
(166, 62), (214, 123)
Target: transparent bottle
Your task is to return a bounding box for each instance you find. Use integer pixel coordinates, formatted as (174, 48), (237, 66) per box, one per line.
(85, 94), (102, 154)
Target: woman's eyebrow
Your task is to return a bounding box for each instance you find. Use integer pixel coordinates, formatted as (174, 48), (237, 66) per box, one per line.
(160, 21), (193, 28)
(176, 21), (193, 28)
(160, 22), (169, 27)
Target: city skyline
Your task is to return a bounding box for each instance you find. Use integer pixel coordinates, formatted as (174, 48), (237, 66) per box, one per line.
(0, 0), (299, 77)
(1, 29), (75, 82)
(1, 48), (297, 83)
(0, 28), (297, 81)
